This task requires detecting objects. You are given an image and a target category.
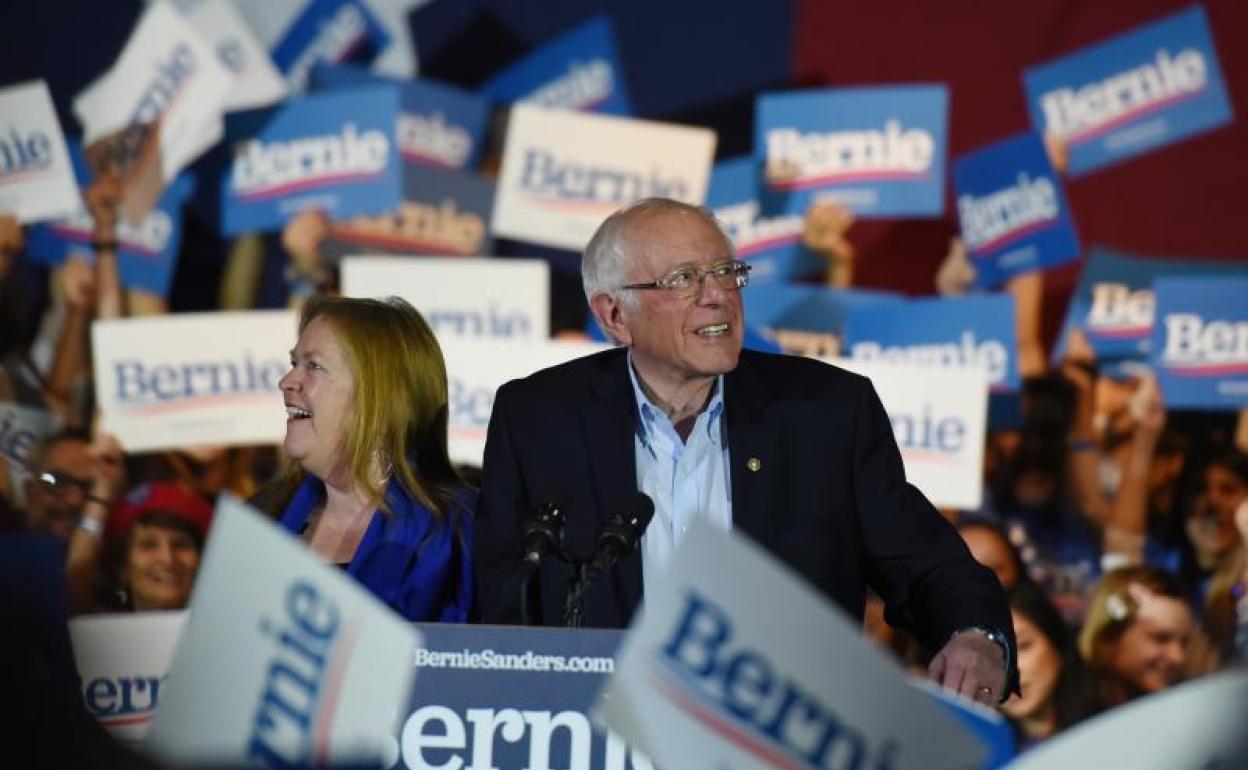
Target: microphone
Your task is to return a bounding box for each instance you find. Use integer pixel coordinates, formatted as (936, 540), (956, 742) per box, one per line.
(587, 491), (655, 575)
(521, 501), (566, 569)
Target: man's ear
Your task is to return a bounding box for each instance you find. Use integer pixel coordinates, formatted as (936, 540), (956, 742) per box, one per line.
(589, 292), (632, 346)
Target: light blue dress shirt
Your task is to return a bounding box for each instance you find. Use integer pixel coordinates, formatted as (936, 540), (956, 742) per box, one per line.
(627, 356), (733, 590)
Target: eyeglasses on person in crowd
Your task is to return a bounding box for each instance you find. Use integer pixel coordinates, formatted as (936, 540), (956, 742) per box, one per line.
(34, 469), (93, 500)
(620, 260), (753, 299)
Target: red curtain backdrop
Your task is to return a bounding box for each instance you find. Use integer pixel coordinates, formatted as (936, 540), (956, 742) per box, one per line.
(793, 0), (1248, 345)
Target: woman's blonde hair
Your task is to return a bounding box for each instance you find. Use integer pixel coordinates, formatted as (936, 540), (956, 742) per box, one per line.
(1078, 565), (1185, 664)
(285, 295), (461, 517)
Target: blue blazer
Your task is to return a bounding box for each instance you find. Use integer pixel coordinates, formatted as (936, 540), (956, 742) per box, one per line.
(475, 347), (1015, 680)
(281, 475), (474, 623)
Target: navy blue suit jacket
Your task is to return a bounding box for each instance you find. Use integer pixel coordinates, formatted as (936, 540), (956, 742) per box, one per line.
(474, 347), (1014, 675)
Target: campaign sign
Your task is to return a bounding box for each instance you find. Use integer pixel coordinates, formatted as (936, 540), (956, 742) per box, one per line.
(25, 143), (195, 297)
(310, 63), (490, 171)
(843, 294), (1020, 394)
(91, 310), (296, 452)
(221, 86), (402, 235)
(0, 402), (57, 477)
(835, 357), (989, 510)
(492, 104), (716, 251)
(342, 256), (549, 340)
(743, 282), (903, 359)
(1052, 247), (1248, 364)
(707, 156), (824, 284)
(69, 611), (188, 747)
(596, 520), (988, 770)
(397, 624), (647, 770)
(756, 85), (948, 218)
(323, 164), (496, 261)
(439, 338), (608, 466)
(187, 0), (289, 113)
(953, 132), (1080, 289)
(147, 496), (420, 767)
(270, 0), (391, 92)
(482, 15), (633, 116)
(1003, 671), (1248, 770)
(1150, 276), (1248, 410)
(0, 81), (80, 224)
(72, 1), (231, 222)
(1023, 5), (1234, 177)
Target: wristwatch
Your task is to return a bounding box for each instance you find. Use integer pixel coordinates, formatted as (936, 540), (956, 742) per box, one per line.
(955, 625), (1012, 702)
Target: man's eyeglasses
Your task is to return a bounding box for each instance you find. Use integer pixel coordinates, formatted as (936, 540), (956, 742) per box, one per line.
(619, 260), (752, 299)
(35, 470), (93, 500)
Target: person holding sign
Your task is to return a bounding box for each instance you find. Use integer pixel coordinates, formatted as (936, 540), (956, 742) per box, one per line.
(260, 295), (474, 622)
(476, 198), (1017, 705)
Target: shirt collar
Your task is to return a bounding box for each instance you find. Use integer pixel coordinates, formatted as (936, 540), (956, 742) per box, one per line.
(626, 352), (725, 448)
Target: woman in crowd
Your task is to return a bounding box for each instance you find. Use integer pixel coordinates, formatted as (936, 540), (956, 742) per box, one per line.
(1192, 449), (1248, 660)
(1078, 566), (1196, 709)
(263, 295), (473, 622)
(101, 482), (213, 611)
(1003, 579), (1097, 748)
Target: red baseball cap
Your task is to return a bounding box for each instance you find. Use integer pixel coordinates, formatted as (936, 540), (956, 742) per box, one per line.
(105, 482), (214, 545)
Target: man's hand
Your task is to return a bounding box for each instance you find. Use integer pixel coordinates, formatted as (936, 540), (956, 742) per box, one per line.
(928, 630), (1007, 707)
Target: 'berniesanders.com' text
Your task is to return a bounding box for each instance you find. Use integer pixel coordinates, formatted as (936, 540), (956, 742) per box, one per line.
(414, 648), (615, 674)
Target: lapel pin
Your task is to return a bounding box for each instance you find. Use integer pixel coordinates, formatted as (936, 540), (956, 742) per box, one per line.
(747, 457), (761, 472)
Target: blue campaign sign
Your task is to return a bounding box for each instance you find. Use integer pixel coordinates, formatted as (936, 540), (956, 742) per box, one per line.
(707, 156), (824, 283)
(755, 84), (948, 219)
(310, 63), (490, 171)
(322, 164), (495, 260)
(843, 294), (1020, 393)
(1052, 247), (1248, 365)
(481, 15), (632, 115)
(953, 132), (1081, 289)
(741, 282), (901, 358)
(220, 86), (402, 236)
(402, 624), (1009, 770)
(1151, 276), (1248, 410)
(270, 0), (391, 92)
(1023, 5), (1233, 177)
(24, 142), (195, 298)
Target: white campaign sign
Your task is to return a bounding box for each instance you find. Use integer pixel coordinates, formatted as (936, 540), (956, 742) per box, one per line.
(69, 611), (189, 747)
(73, 1), (231, 181)
(491, 104), (716, 251)
(186, 0), (288, 112)
(147, 496), (420, 767)
(341, 255), (551, 340)
(0, 81), (81, 223)
(92, 310), (296, 452)
(832, 357), (989, 510)
(441, 338), (608, 466)
(1001, 671), (1248, 770)
(596, 520), (987, 770)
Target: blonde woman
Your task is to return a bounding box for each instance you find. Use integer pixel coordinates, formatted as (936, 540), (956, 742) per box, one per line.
(266, 295), (472, 622)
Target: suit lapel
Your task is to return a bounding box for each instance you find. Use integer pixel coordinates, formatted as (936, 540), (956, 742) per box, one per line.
(726, 353), (777, 544)
(580, 351), (643, 613)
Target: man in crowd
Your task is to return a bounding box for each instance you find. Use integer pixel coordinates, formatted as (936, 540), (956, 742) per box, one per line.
(475, 197), (1016, 704)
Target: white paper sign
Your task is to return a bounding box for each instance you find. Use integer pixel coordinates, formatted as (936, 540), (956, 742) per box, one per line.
(596, 520), (987, 770)
(147, 495), (421, 767)
(69, 611), (189, 746)
(73, 1), (232, 183)
(342, 255), (551, 341)
(91, 310), (296, 452)
(491, 104), (716, 251)
(441, 338), (608, 466)
(186, 0), (288, 112)
(833, 357), (989, 510)
(0, 81), (81, 223)
(1001, 671), (1248, 770)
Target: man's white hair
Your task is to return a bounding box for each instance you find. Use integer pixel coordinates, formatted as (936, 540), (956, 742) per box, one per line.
(581, 198), (735, 313)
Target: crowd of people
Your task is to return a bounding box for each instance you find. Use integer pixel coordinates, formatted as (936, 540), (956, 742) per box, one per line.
(1, 110), (1246, 769)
